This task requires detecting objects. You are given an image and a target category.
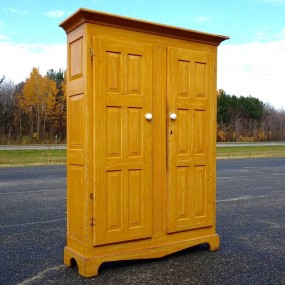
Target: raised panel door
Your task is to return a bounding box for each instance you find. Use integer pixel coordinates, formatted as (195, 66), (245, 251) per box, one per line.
(93, 38), (153, 245)
(167, 47), (214, 233)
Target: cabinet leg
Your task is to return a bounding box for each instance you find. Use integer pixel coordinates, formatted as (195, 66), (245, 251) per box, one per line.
(64, 247), (101, 277)
(207, 234), (220, 251)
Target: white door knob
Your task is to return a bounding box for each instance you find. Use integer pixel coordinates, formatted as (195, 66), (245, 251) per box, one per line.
(145, 113), (152, 121)
(169, 113), (177, 120)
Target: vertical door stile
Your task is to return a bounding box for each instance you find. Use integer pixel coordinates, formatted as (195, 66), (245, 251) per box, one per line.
(166, 47), (178, 233)
(152, 45), (167, 234)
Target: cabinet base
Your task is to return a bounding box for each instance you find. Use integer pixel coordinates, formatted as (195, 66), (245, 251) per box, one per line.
(64, 234), (220, 277)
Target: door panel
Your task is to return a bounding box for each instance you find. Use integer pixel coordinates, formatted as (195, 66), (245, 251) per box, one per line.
(167, 47), (213, 233)
(106, 107), (122, 158)
(93, 38), (152, 246)
(193, 110), (206, 155)
(106, 170), (122, 232)
(128, 108), (143, 157)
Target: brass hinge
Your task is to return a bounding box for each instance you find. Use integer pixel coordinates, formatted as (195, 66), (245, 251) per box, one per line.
(90, 48), (94, 62)
(90, 218), (95, 227)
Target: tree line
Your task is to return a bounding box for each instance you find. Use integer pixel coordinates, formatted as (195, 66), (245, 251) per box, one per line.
(0, 68), (66, 144)
(217, 89), (285, 142)
(0, 69), (284, 144)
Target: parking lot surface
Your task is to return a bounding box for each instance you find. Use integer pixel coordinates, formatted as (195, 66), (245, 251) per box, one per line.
(0, 158), (284, 285)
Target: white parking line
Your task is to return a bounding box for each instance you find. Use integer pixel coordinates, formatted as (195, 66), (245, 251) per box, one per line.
(16, 265), (65, 285)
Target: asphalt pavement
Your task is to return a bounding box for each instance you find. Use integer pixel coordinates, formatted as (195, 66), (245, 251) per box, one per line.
(0, 158), (284, 285)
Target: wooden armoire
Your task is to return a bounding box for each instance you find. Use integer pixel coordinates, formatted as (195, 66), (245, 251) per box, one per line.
(60, 8), (228, 277)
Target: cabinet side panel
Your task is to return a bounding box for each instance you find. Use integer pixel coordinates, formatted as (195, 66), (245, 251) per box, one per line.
(70, 37), (83, 79)
(69, 95), (83, 146)
(66, 25), (87, 252)
(68, 95), (84, 164)
(68, 165), (85, 242)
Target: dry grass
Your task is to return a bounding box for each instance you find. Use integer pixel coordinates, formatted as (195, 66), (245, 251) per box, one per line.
(0, 149), (66, 167)
(0, 145), (284, 167)
(217, 145), (285, 159)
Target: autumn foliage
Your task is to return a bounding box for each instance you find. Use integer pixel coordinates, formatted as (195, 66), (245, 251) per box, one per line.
(0, 68), (66, 144)
(0, 69), (285, 144)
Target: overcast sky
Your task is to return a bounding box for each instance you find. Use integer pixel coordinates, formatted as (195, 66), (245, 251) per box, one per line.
(0, 0), (285, 109)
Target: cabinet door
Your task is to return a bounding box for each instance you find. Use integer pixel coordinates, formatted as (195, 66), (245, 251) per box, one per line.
(167, 47), (214, 233)
(93, 38), (153, 246)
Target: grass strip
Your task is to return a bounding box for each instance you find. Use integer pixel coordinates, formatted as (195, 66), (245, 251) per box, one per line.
(0, 149), (66, 167)
(217, 145), (285, 159)
(0, 146), (284, 167)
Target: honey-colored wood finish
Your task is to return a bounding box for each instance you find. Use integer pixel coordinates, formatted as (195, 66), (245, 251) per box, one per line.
(93, 38), (153, 245)
(60, 8), (228, 277)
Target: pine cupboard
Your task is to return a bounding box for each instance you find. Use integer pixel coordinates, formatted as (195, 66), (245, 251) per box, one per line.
(60, 8), (228, 277)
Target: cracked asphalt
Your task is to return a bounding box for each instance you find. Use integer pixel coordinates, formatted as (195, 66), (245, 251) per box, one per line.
(0, 158), (284, 285)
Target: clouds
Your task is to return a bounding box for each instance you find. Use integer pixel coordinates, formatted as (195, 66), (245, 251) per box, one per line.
(1, 35), (284, 111)
(0, 34), (8, 40)
(218, 39), (285, 109)
(2, 6), (65, 19)
(2, 6), (65, 18)
(0, 21), (9, 42)
(2, 7), (28, 15)
(275, 27), (285, 38)
(193, 15), (211, 24)
(253, 25), (285, 42)
(0, 1), (284, 111)
(0, 7), (67, 81)
(0, 41), (66, 83)
(44, 10), (65, 18)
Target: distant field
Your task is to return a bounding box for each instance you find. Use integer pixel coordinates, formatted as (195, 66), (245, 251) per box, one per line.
(217, 145), (285, 159)
(0, 149), (66, 167)
(0, 146), (285, 167)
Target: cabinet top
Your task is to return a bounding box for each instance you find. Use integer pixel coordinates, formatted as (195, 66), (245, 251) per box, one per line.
(59, 8), (229, 46)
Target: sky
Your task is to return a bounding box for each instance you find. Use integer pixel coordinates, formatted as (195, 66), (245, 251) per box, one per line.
(0, 0), (285, 109)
